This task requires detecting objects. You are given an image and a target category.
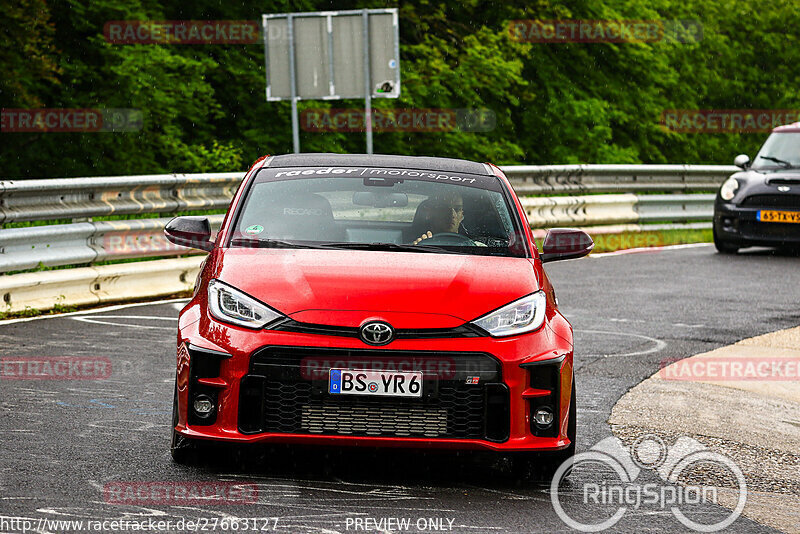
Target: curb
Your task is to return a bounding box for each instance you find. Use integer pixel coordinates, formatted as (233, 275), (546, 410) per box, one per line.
(610, 326), (800, 533)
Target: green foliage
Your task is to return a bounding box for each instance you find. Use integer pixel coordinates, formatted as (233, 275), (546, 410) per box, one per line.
(0, 0), (62, 108)
(534, 227), (713, 253)
(589, 228), (713, 252)
(2, 0), (799, 177)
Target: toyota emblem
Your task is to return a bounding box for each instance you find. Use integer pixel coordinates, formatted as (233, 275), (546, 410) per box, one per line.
(778, 185), (791, 192)
(360, 321), (394, 345)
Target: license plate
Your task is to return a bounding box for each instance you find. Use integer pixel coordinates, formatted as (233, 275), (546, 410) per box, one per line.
(759, 210), (800, 223)
(328, 369), (422, 398)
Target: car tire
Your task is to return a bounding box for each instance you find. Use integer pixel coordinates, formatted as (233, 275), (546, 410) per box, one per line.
(170, 381), (199, 464)
(513, 379), (577, 483)
(713, 228), (739, 254)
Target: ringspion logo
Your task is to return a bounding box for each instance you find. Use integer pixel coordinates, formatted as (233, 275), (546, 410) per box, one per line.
(551, 435), (746, 532)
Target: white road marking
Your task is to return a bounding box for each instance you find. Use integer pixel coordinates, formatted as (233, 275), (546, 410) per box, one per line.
(70, 315), (177, 330)
(575, 329), (667, 357)
(591, 242), (712, 257)
(79, 419), (160, 438)
(567, 311), (705, 329)
(0, 298), (190, 326)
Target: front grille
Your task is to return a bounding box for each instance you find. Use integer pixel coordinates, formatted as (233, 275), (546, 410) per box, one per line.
(301, 401), (448, 437)
(767, 177), (800, 186)
(739, 221), (800, 240)
(740, 194), (800, 209)
(271, 318), (486, 339)
(238, 347), (508, 441)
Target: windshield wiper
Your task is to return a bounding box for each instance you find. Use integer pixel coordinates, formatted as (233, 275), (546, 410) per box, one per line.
(230, 238), (331, 249)
(758, 155), (794, 168)
(230, 238), (455, 254)
(322, 242), (458, 254)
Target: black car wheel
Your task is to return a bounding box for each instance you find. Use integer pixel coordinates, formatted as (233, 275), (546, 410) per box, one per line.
(713, 228), (739, 254)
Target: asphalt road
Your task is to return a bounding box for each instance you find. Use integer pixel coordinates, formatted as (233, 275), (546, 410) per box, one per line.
(1, 244), (798, 534)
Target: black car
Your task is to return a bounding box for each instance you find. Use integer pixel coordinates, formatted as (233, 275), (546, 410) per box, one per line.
(714, 122), (800, 253)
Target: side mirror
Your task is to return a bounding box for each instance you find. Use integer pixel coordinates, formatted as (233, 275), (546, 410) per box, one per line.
(164, 216), (213, 252)
(734, 154), (750, 169)
(540, 228), (594, 263)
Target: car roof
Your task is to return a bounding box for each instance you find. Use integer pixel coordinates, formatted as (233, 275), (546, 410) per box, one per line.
(267, 153), (491, 175)
(772, 122), (800, 132)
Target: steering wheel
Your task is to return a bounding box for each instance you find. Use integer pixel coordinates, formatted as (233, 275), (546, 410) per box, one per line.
(416, 232), (476, 246)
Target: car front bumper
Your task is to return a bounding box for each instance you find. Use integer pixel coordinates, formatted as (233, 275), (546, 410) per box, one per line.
(714, 201), (800, 248)
(174, 306), (575, 453)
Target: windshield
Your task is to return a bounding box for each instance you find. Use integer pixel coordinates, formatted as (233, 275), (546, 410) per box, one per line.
(228, 167), (525, 257)
(752, 132), (800, 170)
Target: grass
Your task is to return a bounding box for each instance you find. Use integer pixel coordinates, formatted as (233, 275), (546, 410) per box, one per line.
(0, 292), (192, 321)
(589, 228), (712, 253)
(535, 227), (712, 254)
(0, 301), (78, 321)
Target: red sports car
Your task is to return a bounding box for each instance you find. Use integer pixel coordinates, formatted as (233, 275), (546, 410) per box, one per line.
(166, 154), (593, 479)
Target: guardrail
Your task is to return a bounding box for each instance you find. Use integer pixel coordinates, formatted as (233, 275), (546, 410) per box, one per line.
(505, 164), (736, 194)
(0, 164), (735, 224)
(0, 164), (731, 313)
(0, 215), (225, 273)
(518, 193), (715, 227)
(0, 173), (241, 224)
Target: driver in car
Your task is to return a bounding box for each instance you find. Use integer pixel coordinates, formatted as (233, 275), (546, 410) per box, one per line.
(411, 192), (465, 244)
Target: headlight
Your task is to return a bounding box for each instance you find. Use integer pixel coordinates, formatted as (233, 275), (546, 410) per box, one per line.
(720, 178), (739, 201)
(207, 279), (283, 329)
(471, 291), (547, 337)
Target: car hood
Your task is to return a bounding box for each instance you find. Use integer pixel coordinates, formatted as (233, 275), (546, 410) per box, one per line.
(727, 169), (800, 202)
(213, 248), (541, 325)
(737, 168), (800, 182)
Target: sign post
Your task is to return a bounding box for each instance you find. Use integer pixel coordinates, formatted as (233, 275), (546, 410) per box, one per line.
(262, 8), (401, 154)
